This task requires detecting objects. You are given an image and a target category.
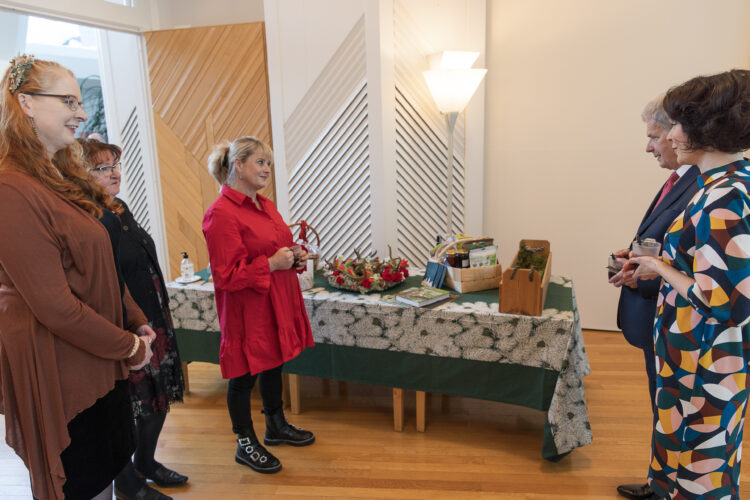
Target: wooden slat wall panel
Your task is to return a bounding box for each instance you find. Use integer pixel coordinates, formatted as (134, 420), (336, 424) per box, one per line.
(393, 0), (467, 266)
(144, 23), (274, 277)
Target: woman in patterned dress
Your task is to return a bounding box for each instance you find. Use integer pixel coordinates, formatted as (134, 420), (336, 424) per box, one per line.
(628, 69), (750, 499)
(79, 139), (187, 498)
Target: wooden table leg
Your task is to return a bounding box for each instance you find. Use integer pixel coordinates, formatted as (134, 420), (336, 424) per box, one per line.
(416, 391), (427, 432)
(181, 362), (190, 394)
(288, 374), (301, 414)
(393, 388), (404, 432)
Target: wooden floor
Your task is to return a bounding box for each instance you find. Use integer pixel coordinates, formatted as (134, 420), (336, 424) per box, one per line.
(2, 330), (749, 499)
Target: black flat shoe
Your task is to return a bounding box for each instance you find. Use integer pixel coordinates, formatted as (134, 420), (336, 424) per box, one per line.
(137, 465), (188, 487)
(115, 484), (173, 500)
(617, 483), (657, 499)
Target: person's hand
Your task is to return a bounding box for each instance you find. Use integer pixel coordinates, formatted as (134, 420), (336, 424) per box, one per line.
(608, 249), (633, 287)
(128, 338), (153, 370)
(294, 249), (309, 270)
(136, 324), (157, 344)
(612, 248), (630, 259)
(609, 266), (637, 288)
(269, 247), (294, 271)
(629, 256), (663, 281)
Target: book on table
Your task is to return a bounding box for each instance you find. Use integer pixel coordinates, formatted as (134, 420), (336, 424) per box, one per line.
(395, 286), (451, 307)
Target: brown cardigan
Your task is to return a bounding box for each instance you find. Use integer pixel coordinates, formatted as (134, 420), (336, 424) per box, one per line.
(0, 168), (148, 500)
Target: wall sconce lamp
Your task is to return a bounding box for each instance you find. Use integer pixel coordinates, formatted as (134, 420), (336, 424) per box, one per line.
(423, 51), (487, 234)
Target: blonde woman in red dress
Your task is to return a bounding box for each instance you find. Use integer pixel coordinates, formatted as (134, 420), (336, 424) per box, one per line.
(203, 136), (315, 474)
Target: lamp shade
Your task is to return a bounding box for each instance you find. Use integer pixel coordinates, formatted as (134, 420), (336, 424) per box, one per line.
(422, 68), (487, 113)
(427, 50), (479, 70)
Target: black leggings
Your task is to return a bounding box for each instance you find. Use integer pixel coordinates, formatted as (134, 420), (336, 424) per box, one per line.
(227, 364), (283, 435)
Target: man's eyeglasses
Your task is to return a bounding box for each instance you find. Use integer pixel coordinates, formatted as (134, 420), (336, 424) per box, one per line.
(90, 162), (121, 175)
(22, 92), (84, 112)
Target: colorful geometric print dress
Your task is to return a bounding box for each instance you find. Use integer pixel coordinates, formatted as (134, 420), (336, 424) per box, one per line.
(649, 159), (750, 499)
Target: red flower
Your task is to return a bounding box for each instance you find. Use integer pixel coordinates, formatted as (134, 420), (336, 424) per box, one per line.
(362, 278), (373, 288)
(403, 268), (409, 278)
(393, 272), (404, 282)
(333, 270), (340, 276)
(336, 276), (344, 285)
(382, 268), (393, 281)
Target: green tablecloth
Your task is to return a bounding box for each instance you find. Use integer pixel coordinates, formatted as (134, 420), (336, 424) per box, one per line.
(167, 270), (591, 461)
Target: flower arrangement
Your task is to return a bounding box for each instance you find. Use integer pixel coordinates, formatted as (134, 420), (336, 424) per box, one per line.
(325, 249), (409, 294)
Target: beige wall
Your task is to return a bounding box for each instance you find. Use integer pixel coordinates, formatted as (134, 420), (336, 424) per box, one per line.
(484, 0), (750, 330)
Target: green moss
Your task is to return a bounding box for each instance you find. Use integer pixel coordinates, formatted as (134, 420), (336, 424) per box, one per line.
(516, 242), (548, 271)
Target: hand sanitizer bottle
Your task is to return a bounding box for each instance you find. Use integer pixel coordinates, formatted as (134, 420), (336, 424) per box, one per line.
(180, 252), (194, 279)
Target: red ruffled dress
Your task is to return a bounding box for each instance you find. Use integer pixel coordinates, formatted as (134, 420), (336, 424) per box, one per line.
(202, 185), (314, 378)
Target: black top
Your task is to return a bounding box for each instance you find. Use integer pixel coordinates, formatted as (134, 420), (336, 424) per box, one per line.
(115, 198), (170, 323)
(98, 208), (127, 326)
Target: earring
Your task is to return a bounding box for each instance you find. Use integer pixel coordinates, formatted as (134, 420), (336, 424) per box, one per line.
(29, 117), (40, 138)
(238, 171), (243, 180)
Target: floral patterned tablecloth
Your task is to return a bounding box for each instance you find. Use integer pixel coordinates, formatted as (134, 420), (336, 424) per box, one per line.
(167, 272), (591, 460)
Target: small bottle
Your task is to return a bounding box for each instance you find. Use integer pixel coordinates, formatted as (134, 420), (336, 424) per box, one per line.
(180, 252), (194, 279)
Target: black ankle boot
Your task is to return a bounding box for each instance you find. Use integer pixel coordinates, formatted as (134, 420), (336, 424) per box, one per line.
(235, 431), (282, 474)
(263, 408), (315, 447)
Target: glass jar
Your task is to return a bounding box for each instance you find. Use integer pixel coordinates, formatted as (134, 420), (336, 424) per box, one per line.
(456, 249), (470, 268)
(445, 249), (458, 267)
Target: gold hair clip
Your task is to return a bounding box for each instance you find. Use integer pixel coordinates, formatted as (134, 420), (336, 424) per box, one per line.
(8, 53), (35, 94)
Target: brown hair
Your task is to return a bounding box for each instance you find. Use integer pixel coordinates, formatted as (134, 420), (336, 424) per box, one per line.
(77, 138), (122, 168)
(664, 69), (750, 153)
(0, 57), (120, 217)
(207, 136), (273, 186)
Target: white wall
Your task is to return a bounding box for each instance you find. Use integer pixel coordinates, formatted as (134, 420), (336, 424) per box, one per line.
(274, 0), (362, 121)
(484, 0), (750, 330)
(151, 0), (263, 30)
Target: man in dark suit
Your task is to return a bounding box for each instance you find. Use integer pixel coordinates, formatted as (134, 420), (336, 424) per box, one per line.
(610, 95), (701, 500)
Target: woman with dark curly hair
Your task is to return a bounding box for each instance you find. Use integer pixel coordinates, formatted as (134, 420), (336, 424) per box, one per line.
(626, 69), (750, 499)
(78, 138), (186, 500)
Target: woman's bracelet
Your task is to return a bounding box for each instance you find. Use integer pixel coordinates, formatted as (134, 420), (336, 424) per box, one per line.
(127, 334), (141, 358)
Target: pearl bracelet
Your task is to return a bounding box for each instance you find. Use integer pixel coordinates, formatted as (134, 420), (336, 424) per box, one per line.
(127, 334), (141, 359)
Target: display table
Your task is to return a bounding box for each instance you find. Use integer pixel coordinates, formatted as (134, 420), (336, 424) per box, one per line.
(167, 271), (592, 461)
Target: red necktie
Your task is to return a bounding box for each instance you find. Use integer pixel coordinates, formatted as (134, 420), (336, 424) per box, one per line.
(654, 171), (679, 208)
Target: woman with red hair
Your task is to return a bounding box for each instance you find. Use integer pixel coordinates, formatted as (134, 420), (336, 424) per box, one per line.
(0, 55), (154, 500)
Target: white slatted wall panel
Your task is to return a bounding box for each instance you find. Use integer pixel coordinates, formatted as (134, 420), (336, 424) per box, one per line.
(120, 106), (152, 233)
(393, 0), (466, 266)
(286, 16), (372, 262)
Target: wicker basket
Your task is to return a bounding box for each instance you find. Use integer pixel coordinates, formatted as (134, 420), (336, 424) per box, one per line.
(434, 237), (502, 293)
(288, 221), (321, 269)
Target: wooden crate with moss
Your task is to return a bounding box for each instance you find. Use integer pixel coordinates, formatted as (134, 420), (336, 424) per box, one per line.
(499, 239), (551, 316)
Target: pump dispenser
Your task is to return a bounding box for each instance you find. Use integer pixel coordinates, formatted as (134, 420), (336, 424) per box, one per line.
(180, 252), (194, 279)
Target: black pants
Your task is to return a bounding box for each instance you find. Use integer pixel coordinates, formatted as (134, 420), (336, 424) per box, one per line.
(227, 364), (283, 435)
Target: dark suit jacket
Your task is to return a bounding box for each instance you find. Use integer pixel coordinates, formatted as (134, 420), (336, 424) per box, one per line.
(616, 165), (701, 350)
